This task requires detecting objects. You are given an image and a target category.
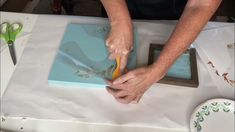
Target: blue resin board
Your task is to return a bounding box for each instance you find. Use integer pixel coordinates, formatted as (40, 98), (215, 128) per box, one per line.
(48, 23), (138, 88)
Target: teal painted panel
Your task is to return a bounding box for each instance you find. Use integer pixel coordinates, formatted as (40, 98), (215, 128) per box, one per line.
(154, 50), (191, 79)
(48, 23), (138, 88)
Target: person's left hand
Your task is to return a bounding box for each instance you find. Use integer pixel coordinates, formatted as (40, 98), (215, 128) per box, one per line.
(106, 65), (164, 104)
(106, 21), (133, 72)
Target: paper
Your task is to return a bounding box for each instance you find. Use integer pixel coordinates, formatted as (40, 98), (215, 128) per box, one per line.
(48, 23), (138, 88)
(1, 34), (31, 97)
(0, 12), (38, 96)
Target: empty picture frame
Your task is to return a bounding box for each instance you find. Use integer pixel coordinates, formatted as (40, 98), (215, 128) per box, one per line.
(148, 44), (199, 88)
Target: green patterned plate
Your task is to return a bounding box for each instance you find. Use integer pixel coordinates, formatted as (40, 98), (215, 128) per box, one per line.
(190, 98), (234, 132)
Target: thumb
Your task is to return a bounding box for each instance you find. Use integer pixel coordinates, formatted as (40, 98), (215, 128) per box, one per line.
(120, 54), (129, 72)
(113, 71), (135, 84)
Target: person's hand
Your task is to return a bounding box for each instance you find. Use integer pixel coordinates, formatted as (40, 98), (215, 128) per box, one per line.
(106, 21), (133, 72)
(106, 65), (164, 104)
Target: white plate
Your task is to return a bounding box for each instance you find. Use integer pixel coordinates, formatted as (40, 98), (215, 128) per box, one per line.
(190, 98), (234, 132)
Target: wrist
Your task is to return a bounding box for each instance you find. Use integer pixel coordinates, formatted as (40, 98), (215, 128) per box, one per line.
(149, 63), (166, 82)
(110, 19), (133, 30)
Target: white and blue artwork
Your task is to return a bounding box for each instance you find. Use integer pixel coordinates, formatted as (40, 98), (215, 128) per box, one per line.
(48, 23), (138, 88)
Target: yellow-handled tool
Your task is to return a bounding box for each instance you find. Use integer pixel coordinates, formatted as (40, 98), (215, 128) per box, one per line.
(112, 57), (121, 80)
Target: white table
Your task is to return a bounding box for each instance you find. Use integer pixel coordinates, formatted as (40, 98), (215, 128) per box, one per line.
(0, 12), (234, 132)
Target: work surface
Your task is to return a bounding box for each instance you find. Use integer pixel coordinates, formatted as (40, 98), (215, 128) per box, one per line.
(1, 12), (234, 132)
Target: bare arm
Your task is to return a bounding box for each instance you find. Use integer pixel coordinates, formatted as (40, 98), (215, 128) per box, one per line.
(152, 0), (222, 77)
(100, 0), (132, 26)
(105, 0), (222, 104)
(101, 0), (133, 71)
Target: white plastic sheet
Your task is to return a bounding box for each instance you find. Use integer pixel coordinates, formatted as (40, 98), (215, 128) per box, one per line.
(194, 25), (235, 96)
(195, 25), (234, 75)
(0, 12), (38, 96)
(1, 14), (234, 130)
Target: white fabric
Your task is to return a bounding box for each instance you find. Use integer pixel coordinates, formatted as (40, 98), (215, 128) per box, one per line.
(194, 24), (235, 96)
(1, 34), (31, 96)
(0, 12), (38, 96)
(1, 13), (234, 130)
(195, 25), (235, 74)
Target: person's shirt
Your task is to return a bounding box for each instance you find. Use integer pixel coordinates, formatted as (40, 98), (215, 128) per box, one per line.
(126, 0), (187, 20)
(102, 0), (187, 20)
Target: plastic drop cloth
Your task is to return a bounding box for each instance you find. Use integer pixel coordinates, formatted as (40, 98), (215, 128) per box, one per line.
(1, 14), (234, 130)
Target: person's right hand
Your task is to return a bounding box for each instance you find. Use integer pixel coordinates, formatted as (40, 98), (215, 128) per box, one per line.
(106, 21), (133, 72)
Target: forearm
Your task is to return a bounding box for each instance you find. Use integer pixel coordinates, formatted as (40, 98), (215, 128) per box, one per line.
(101, 0), (132, 27)
(152, 0), (222, 78)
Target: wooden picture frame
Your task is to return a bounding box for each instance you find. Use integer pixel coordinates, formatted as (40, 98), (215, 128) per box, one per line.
(148, 44), (199, 88)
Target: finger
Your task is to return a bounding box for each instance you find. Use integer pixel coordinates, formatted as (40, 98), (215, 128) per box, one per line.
(109, 44), (115, 50)
(108, 83), (125, 90)
(122, 49), (130, 55)
(105, 38), (113, 47)
(108, 46), (115, 53)
(106, 87), (119, 96)
(108, 52), (118, 60)
(106, 39), (117, 53)
(109, 49), (121, 60)
(106, 38), (120, 49)
(120, 54), (129, 72)
(105, 38), (111, 47)
(113, 72), (135, 84)
(116, 91), (128, 98)
(116, 96), (133, 104)
(115, 49), (129, 58)
(106, 87), (127, 98)
(114, 49), (123, 57)
(132, 94), (143, 104)
(127, 75), (144, 85)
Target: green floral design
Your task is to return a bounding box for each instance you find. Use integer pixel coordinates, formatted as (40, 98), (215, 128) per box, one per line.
(194, 101), (234, 132)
